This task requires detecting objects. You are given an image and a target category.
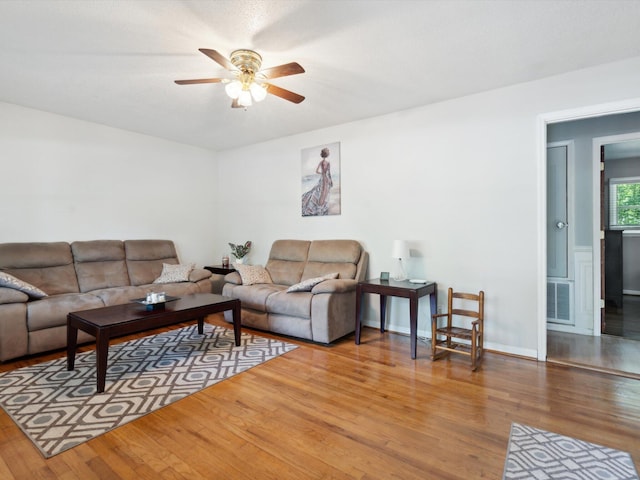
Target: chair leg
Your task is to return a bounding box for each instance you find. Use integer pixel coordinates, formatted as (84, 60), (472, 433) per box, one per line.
(471, 324), (478, 371)
(431, 318), (439, 360)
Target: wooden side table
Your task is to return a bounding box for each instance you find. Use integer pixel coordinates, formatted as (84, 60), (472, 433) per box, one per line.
(355, 278), (437, 359)
(204, 265), (236, 275)
(205, 265), (236, 294)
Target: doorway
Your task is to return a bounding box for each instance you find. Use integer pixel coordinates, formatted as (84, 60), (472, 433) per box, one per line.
(539, 104), (640, 377)
(599, 135), (640, 341)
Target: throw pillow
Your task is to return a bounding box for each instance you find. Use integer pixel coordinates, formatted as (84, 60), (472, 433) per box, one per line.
(153, 263), (195, 284)
(287, 272), (339, 293)
(234, 264), (273, 286)
(0, 271), (48, 299)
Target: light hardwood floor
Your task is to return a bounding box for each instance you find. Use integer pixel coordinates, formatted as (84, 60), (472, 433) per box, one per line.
(1, 315), (640, 479)
(548, 330), (640, 379)
(547, 294), (640, 379)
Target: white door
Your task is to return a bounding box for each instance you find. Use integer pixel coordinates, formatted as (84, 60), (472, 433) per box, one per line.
(547, 145), (569, 279)
(547, 143), (574, 325)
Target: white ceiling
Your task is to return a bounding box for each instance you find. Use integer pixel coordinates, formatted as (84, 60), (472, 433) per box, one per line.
(2, 0), (640, 152)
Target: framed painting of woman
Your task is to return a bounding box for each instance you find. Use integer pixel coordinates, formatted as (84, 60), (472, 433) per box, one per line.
(301, 141), (341, 216)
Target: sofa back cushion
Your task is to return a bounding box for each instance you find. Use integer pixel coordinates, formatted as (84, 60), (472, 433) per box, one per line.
(265, 240), (310, 286)
(301, 240), (363, 280)
(0, 242), (80, 295)
(72, 240), (131, 293)
(125, 240), (179, 286)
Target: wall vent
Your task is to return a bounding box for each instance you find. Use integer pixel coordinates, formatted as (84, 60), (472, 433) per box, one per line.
(547, 280), (573, 325)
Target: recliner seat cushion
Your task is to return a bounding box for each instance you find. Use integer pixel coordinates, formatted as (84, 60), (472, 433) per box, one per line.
(225, 283), (285, 311)
(266, 290), (312, 318)
(27, 293), (104, 331)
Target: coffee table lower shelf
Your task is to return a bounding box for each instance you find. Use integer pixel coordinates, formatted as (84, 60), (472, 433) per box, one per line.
(67, 293), (241, 393)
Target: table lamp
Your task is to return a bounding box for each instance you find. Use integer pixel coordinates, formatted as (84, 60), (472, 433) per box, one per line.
(391, 240), (409, 281)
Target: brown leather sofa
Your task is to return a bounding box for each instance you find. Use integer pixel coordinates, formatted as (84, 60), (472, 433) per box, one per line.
(0, 240), (212, 361)
(222, 239), (368, 343)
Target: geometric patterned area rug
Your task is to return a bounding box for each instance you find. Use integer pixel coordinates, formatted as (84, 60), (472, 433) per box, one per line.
(503, 423), (639, 479)
(0, 324), (297, 458)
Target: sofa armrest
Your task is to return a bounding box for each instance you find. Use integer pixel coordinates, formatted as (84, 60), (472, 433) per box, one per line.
(189, 268), (212, 283)
(311, 278), (357, 294)
(0, 287), (29, 304)
(224, 271), (243, 285)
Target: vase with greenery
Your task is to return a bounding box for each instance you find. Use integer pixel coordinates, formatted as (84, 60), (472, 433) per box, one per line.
(229, 241), (251, 264)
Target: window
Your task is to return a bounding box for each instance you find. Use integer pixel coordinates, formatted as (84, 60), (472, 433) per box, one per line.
(609, 176), (640, 228)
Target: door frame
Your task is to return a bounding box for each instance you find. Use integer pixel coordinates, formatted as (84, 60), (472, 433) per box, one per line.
(536, 98), (640, 361)
(593, 131), (640, 335)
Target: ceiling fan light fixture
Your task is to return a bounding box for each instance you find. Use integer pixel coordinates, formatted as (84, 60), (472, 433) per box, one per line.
(225, 80), (242, 99)
(238, 90), (252, 107)
(176, 48), (305, 108)
(250, 82), (267, 102)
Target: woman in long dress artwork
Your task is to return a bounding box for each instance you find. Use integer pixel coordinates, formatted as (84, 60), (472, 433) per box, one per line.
(302, 147), (333, 216)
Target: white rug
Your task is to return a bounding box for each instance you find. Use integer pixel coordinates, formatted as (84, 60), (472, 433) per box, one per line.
(503, 423), (639, 479)
(0, 324), (297, 458)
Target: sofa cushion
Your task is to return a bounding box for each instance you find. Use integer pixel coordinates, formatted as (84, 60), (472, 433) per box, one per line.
(286, 272), (339, 293)
(266, 290), (312, 318)
(234, 264), (273, 286)
(189, 268), (212, 283)
(72, 240), (131, 293)
(143, 282), (202, 297)
(265, 240), (311, 286)
(301, 240), (362, 280)
(225, 283), (284, 311)
(90, 285), (150, 306)
(26, 293), (104, 331)
(0, 242), (80, 295)
(0, 286), (29, 304)
(125, 240), (179, 286)
(0, 271), (48, 298)
(153, 263), (195, 284)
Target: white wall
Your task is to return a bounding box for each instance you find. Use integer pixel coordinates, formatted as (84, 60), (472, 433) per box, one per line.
(217, 56), (640, 358)
(0, 102), (219, 265)
(4, 54), (640, 358)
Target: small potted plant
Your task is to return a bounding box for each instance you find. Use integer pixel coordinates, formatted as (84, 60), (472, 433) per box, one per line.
(228, 241), (252, 264)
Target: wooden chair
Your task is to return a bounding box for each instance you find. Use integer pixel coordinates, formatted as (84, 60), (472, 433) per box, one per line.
(431, 287), (485, 370)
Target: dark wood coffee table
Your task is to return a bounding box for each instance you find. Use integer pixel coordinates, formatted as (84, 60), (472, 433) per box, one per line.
(67, 293), (241, 393)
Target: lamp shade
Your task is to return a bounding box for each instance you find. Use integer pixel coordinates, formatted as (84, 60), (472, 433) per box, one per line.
(238, 90), (252, 107)
(391, 240), (409, 259)
(224, 80), (242, 99)
(250, 82), (267, 102)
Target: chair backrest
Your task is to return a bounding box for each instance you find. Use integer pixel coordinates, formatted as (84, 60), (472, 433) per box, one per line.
(448, 288), (484, 324)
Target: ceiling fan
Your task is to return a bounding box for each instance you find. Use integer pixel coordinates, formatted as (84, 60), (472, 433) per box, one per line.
(175, 48), (305, 108)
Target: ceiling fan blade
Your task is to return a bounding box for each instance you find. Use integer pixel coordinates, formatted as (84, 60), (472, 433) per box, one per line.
(231, 98), (243, 108)
(265, 83), (305, 104)
(174, 78), (225, 85)
(260, 62), (305, 79)
(199, 48), (237, 71)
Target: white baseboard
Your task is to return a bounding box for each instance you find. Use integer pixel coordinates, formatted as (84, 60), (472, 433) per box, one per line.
(547, 323), (593, 336)
(362, 321), (538, 360)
